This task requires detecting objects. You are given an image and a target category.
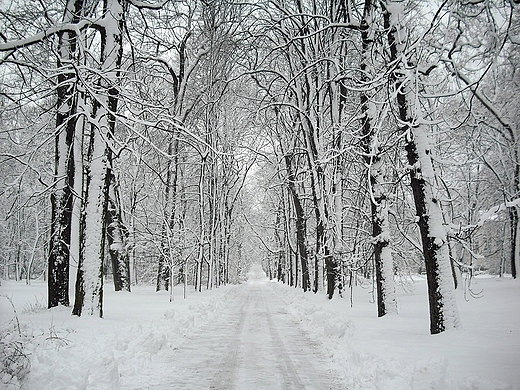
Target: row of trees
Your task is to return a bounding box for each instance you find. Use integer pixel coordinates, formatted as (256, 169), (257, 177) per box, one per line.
(0, 0), (518, 334)
(250, 0), (519, 334)
(0, 0), (258, 316)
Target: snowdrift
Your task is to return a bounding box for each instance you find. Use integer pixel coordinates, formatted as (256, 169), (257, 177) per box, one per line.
(1, 274), (519, 389)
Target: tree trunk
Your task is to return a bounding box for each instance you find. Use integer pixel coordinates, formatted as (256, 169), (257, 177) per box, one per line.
(157, 140), (176, 292)
(275, 201), (285, 282)
(360, 0), (397, 316)
(48, 0), (84, 309)
(73, 0), (124, 317)
(284, 154), (310, 291)
(302, 117), (335, 297)
(511, 160), (520, 278)
(404, 129), (461, 333)
(106, 181), (131, 292)
(48, 129), (74, 307)
(72, 108), (110, 317)
(196, 153), (207, 292)
(384, 1), (460, 333)
(510, 207), (519, 278)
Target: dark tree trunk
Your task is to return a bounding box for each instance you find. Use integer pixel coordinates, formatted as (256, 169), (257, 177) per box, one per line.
(511, 160), (520, 278)
(157, 141), (174, 292)
(510, 208), (518, 278)
(324, 247), (335, 299)
(275, 202), (285, 282)
(48, 132), (74, 308)
(284, 154), (310, 291)
(303, 116), (336, 297)
(405, 139), (454, 334)
(359, 0), (397, 316)
(106, 194), (131, 292)
(48, 0), (85, 309)
(384, 3), (459, 333)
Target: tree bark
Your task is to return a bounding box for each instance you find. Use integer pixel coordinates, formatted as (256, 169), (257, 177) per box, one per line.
(284, 153), (310, 291)
(157, 139), (177, 292)
(384, 1), (460, 333)
(360, 0), (397, 316)
(73, 0), (124, 317)
(106, 180), (131, 292)
(48, 0), (85, 309)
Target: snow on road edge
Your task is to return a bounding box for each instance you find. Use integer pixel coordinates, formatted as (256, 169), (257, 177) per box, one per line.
(1, 283), (238, 390)
(267, 281), (515, 390)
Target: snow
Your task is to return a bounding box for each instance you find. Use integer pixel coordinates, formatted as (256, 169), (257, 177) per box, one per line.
(402, 60), (461, 331)
(1, 269), (520, 389)
(276, 274), (520, 389)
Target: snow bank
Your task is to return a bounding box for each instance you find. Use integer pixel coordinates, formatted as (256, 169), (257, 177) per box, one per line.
(0, 282), (237, 389)
(268, 277), (519, 390)
(1, 275), (519, 390)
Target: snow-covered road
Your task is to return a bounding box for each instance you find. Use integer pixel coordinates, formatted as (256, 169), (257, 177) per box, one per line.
(3, 273), (519, 389)
(122, 282), (344, 389)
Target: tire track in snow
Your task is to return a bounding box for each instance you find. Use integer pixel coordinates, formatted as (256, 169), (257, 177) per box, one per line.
(209, 292), (250, 389)
(264, 296), (305, 389)
(121, 282), (344, 389)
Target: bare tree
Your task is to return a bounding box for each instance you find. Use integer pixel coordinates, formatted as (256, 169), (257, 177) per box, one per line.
(47, 0), (86, 309)
(359, 0), (398, 316)
(383, 1), (461, 334)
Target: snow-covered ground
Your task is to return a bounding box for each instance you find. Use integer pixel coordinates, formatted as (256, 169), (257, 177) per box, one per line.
(1, 267), (519, 389)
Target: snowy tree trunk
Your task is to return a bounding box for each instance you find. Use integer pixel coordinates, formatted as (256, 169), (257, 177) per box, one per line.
(330, 23), (344, 295)
(73, 0), (124, 317)
(73, 111), (110, 317)
(404, 121), (461, 333)
(196, 153), (207, 292)
(207, 161), (218, 290)
(48, 103), (75, 307)
(510, 206), (520, 278)
(283, 193), (294, 287)
(364, 144), (398, 317)
(360, 0), (397, 317)
(284, 153), (310, 292)
(384, 1), (460, 333)
(157, 140), (175, 292)
(107, 180), (131, 292)
(275, 201), (285, 282)
(301, 115), (333, 296)
(48, 0), (85, 309)
(510, 158), (520, 278)
(222, 205), (232, 285)
(26, 213), (39, 285)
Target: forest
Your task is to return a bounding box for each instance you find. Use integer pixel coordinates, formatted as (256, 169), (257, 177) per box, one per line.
(0, 0), (519, 340)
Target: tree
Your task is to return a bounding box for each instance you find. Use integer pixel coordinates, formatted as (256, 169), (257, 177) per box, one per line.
(47, 0), (85, 309)
(383, 1), (461, 334)
(359, 0), (397, 316)
(73, 0), (126, 317)
(106, 176), (131, 292)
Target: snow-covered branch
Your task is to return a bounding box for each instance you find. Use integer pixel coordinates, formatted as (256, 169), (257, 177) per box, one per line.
(0, 20), (92, 52)
(127, 0), (169, 9)
(451, 198), (520, 232)
(445, 63), (515, 143)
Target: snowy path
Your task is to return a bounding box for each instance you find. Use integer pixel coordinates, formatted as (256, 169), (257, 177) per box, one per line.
(121, 282), (344, 389)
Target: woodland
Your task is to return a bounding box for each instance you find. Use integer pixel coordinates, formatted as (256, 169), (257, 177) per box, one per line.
(0, 0), (519, 337)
